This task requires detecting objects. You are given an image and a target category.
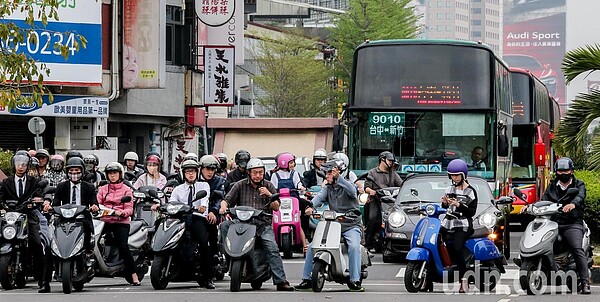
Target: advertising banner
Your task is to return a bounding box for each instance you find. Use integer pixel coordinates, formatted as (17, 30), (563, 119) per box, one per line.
(207, 1), (244, 64)
(0, 95), (108, 118)
(503, 0), (566, 106)
(204, 46), (235, 106)
(1, 1), (102, 86)
(122, 0), (166, 88)
(170, 134), (199, 174)
(196, 0), (235, 27)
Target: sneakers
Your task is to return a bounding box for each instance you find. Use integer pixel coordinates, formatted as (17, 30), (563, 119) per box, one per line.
(347, 281), (365, 292)
(205, 280), (216, 289)
(581, 281), (591, 295)
(295, 279), (312, 290)
(276, 280), (296, 291)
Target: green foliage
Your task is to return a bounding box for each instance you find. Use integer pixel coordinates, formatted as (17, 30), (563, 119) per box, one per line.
(574, 170), (600, 241)
(0, 0), (87, 111)
(0, 148), (14, 177)
(251, 28), (336, 117)
(329, 0), (421, 87)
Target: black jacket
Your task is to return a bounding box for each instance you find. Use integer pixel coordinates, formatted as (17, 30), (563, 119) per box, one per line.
(302, 168), (319, 188)
(541, 177), (586, 225)
(52, 180), (99, 207)
(0, 175), (44, 223)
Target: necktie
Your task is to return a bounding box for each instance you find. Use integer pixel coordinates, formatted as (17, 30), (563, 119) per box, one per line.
(188, 186), (193, 206)
(72, 185), (77, 204)
(18, 179), (23, 198)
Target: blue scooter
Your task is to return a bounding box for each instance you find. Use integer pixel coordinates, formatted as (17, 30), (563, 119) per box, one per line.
(404, 188), (514, 293)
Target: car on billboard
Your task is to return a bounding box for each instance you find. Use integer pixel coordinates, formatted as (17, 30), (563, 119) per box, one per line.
(504, 54), (557, 98)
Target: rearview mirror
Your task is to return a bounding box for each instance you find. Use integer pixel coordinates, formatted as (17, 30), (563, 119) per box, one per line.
(513, 188), (526, 201)
(496, 196), (514, 205)
(98, 180), (109, 187)
(566, 188), (579, 196)
(195, 190), (208, 201)
(410, 188), (419, 197)
(270, 193), (280, 202)
(121, 196), (132, 203)
(148, 189), (158, 198)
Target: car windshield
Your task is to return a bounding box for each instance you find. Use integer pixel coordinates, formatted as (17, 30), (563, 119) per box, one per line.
(397, 176), (494, 207)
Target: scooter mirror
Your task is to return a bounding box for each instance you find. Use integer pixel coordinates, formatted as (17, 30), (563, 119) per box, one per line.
(410, 188), (419, 197)
(148, 189), (158, 198)
(166, 173), (179, 181)
(565, 188), (579, 197)
(124, 171), (137, 180)
(164, 179), (179, 188)
(270, 193), (280, 202)
(43, 186), (56, 195)
(212, 190), (225, 200)
(37, 179), (49, 189)
(194, 190), (208, 201)
(121, 196), (132, 203)
(98, 180), (109, 187)
(513, 188), (526, 201)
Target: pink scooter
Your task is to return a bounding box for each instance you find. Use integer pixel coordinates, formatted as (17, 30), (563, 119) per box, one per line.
(272, 188), (304, 258)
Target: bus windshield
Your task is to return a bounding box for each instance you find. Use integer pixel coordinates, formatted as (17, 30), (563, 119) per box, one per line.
(353, 111), (495, 179)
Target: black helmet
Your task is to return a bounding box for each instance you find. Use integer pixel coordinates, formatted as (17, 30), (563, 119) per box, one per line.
(215, 153), (228, 171)
(235, 150), (251, 168)
(378, 151), (395, 162)
(320, 160), (340, 173)
(554, 157), (574, 172)
(66, 150), (83, 162)
(65, 157), (85, 172)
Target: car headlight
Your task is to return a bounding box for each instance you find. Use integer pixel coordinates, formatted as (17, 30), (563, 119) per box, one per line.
(5, 212), (19, 224)
(388, 211), (406, 228)
(280, 199), (292, 210)
(479, 212), (497, 228)
(133, 192), (146, 198)
(425, 204), (436, 216)
(237, 210), (254, 221)
(3, 226), (17, 240)
(167, 203), (184, 215)
(60, 208), (77, 219)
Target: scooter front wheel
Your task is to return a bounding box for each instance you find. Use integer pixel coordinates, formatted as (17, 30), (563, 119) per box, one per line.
(150, 255), (170, 290)
(230, 260), (243, 292)
(281, 233), (293, 259)
(519, 260), (546, 295)
(311, 261), (327, 292)
(61, 260), (73, 294)
(404, 260), (427, 293)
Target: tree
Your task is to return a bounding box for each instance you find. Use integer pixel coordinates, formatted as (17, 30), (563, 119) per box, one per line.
(251, 29), (336, 118)
(556, 44), (600, 170)
(329, 0), (421, 84)
(0, 0), (86, 110)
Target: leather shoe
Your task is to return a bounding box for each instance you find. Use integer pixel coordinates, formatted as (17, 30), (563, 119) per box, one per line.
(38, 283), (51, 293)
(205, 280), (216, 289)
(276, 281), (296, 291)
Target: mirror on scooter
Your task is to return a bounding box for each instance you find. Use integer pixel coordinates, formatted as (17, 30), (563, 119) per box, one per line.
(270, 193), (280, 202)
(194, 190), (208, 201)
(163, 179), (179, 189)
(121, 196), (132, 203)
(513, 188), (526, 201)
(166, 173), (179, 181)
(496, 196), (514, 205)
(565, 188), (579, 197)
(125, 171), (137, 180)
(98, 180), (109, 187)
(148, 189), (158, 198)
(410, 188), (419, 197)
(212, 190), (225, 200)
(43, 186), (56, 195)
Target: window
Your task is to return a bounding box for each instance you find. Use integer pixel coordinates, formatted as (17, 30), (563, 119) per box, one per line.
(438, 13), (443, 19)
(472, 19), (482, 26)
(446, 13), (452, 19)
(446, 25), (452, 31)
(472, 8), (482, 14)
(472, 31), (482, 37)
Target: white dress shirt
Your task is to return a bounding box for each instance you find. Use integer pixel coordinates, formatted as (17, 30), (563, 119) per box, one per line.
(14, 176), (26, 197)
(169, 181), (211, 217)
(70, 182), (81, 205)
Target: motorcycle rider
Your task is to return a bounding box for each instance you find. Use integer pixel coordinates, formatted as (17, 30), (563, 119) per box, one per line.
(363, 151), (403, 252)
(295, 160), (365, 292)
(28, 157), (40, 178)
(225, 150), (251, 191)
(83, 154), (106, 186)
(302, 148), (328, 188)
(133, 154), (167, 189)
(537, 157), (590, 294)
(218, 158), (296, 291)
(440, 159), (478, 293)
(197, 155), (226, 264)
(123, 151), (142, 181)
(35, 148), (51, 177)
(42, 154), (67, 186)
(96, 162), (140, 286)
(65, 150), (84, 163)
(165, 159), (215, 289)
(0, 151), (47, 292)
(215, 152), (229, 178)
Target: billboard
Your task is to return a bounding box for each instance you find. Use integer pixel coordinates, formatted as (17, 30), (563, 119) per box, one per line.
(0, 95), (108, 118)
(503, 0), (567, 107)
(204, 46), (234, 106)
(1, 1), (102, 86)
(122, 0), (166, 88)
(207, 1), (244, 64)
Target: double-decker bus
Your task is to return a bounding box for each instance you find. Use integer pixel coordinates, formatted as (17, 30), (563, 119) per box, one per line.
(509, 68), (560, 225)
(347, 40), (513, 197)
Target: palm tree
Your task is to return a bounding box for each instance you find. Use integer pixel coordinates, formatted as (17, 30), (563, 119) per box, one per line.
(556, 44), (600, 170)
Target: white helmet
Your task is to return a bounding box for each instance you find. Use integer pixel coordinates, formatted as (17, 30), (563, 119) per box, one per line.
(184, 152), (199, 162)
(313, 148), (327, 161)
(124, 151), (139, 162)
(246, 157), (265, 170)
(331, 152), (349, 172)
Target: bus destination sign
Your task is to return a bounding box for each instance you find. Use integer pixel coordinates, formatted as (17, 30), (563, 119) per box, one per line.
(368, 112), (405, 137)
(401, 84), (462, 105)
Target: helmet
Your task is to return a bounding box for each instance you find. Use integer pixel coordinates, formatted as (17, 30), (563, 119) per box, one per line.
(35, 149), (50, 160)
(146, 151), (161, 162)
(246, 157), (265, 170)
(320, 160), (340, 173)
(277, 153), (295, 169)
(50, 154), (65, 171)
(235, 150), (251, 168)
(378, 151), (395, 162)
(447, 159), (468, 179)
(554, 157), (574, 172)
(313, 148), (327, 161)
(200, 155), (220, 169)
(12, 150), (31, 170)
(30, 157), (40, 168)
(65, 157), (85, 172)
(146, 155), (161, 165)
(181, 159), (200, 171)
(104, 162), (125, 179)
(183, 152), (199, 162)
(215, 153), (228, 171)
(84, 154), (99, 166)
(65, 151), (83, 163)
(331, 153), (349, 172)
(123, 151), (139, 162)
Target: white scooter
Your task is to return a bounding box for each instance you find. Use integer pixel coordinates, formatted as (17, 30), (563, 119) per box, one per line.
(515, 188), (594, 295)
(309, 209), (371, 292)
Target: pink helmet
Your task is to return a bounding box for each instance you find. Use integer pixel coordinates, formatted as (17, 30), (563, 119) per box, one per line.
(277, 153), (295, 169)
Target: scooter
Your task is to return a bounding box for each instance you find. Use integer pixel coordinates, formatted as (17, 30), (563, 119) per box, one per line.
(514, 188), (594, 295)
(404, 188), (513, 293)
(50, 204), (95, 293)
(224, 205), (274, 292)
(150, 191), (215, 290)
(92, 197), (150, 283)
(272, 188), (304, 258)
(309, 209), (371, 292)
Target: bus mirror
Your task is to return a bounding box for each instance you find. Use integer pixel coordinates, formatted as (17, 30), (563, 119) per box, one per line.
(497, 121), (509, 157)
(534, 142), (545, 166)
(332, 124), (345, 152)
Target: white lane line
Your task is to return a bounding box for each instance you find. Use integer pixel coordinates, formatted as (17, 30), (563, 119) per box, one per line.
(497, 299), (511, 302)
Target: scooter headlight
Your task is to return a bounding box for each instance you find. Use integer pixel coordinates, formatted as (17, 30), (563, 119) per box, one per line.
(279, 198), (292, 210)
(60, 208), (77, 219)
(388, 211), (406, 228)
(322, 210), (336, 220)
(167, 203), (184, 215)
(425, 204), (436, 216)
(236, 210), (254, 221)
(2, 226), (16, 240)
(133, 192), (146, 198)
(532, 205), (548, 215)
(478, 212), (497, 228)
(4, 212), (19, 224)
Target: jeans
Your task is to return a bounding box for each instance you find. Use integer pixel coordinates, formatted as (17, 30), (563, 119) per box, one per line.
(220, 220), (288, 285)
(302, 226), (362, 282)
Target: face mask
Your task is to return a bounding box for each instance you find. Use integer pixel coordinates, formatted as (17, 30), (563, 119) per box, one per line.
(556, 173), (572, 183)
(147, 166), (158, 174)
(68, 172), (82, 183)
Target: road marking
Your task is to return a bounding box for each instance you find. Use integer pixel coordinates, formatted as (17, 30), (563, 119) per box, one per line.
(509, 294), (519, 297)
(497, 299), (511, 302)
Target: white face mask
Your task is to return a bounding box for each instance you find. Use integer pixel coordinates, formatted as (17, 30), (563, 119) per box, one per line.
(147, 166), (158, 175)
